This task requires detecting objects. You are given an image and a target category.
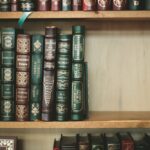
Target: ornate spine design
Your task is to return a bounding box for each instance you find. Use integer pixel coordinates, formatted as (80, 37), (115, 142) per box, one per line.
(0, 28), (16, 121)
(16, 34), (30, 121)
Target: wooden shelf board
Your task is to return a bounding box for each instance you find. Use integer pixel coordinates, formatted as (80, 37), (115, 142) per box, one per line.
(0, 111), (150, 129)
(1, 11), (150, 20)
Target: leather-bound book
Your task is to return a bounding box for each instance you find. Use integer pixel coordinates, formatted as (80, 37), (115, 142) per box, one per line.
(53, 139), (60, 150)
(0, 0), (10, 11)
(91, 135), (105, 150)
(37, 0), (50, 11)
(131, 133), (149, 150)
(0, 28), (16, 121)
(104, 134), (120, 150)
(55, 34), (72, 121)
(42, 26), (57, 121)
(30, 34), (44, 121)
(16, 34), (30, 121)
(60, 134), (77, 150)
(11, 0), (18, 11)
(117, 132), (134, 150)
(77, 134), (91, 150)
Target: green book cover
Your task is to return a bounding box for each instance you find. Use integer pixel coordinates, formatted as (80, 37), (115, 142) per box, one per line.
(30, 34), (44, 121)
(0, 28), (16, 121)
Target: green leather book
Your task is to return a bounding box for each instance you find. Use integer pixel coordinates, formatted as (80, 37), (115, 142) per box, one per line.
(30, 34), (44, 121)
(55, 34), (72, 121)
(0, 28), (16, 121)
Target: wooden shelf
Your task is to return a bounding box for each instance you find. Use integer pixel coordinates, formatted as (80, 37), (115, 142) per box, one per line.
(1, 11), (150, 20)
(0, 111), (150, 129)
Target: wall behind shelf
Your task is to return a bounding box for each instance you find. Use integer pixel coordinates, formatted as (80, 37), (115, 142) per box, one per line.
(1, 20), (150, 150)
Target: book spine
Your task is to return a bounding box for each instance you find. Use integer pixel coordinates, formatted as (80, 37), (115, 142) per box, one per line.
(37, 0), (50, 11)
(55, 35), (72, 121)
(42, 26), (57, 121)
(16, 34), (30, 121)
(0, 28), (16, 121)
(30, 34), (44, 121)
(71, 26), (86, 121)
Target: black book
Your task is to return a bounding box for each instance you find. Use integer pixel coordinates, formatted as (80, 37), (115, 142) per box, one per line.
(77, 134), (91, 150)
(91, 135), (105, 150)
(131, 133), (150, 150)
(60, 134), (77, 150)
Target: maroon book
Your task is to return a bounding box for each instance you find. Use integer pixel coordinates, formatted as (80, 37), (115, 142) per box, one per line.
(83, 0), (96, 10)
(16, 34), (30, 121)
(51, 0), (61, 11)
(41, 27), (57, 121)
(37, 0), (50, 11)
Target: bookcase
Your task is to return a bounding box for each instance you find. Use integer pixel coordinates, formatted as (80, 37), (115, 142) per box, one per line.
(1, 11), (150, 150)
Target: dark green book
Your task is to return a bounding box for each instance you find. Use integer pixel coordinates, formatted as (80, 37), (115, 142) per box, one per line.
(0, 28), (16, 121)
(131, 134), (149, 150)
(91, 135), (105, 150)
(30, 34), (44, 121)
(55, 34), (72, 121)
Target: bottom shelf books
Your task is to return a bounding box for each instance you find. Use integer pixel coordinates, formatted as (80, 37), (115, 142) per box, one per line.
(53, 133), (150, 150)
(0, 136), (17, 150)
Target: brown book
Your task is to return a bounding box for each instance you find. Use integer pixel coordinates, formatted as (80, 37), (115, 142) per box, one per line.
(16, 34), (30, 121)
(41, 26), (57, 121)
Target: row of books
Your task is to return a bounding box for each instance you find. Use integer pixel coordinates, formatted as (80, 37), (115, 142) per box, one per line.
(54, 133), (150, 150)
(1, 0), (150, 12)
(0, 25), (88, 121)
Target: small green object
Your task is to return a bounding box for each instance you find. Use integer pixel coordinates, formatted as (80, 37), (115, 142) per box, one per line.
(18, 12), (32, 28)
(30, 102), (41, 121)
(1, 100), (15, 121)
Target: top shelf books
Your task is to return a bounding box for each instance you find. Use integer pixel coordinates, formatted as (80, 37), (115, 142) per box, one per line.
(1, 11), (150, 20)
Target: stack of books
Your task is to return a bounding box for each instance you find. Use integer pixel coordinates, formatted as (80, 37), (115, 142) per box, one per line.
(0, 25), (88, 121)
(53, 132), (150, 150)
(1, 0), (150, 11)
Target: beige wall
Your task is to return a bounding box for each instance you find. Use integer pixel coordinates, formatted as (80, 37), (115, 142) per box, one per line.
(0, 20), (150, 149)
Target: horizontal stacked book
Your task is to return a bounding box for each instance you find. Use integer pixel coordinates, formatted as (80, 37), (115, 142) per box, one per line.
(54, 133), (150, 150)
(1, 0), (150, 11)
(0, 25), (88, 121)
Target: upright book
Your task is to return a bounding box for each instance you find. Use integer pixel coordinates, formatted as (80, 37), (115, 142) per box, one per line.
(0, 28), (16, 121)
(16, 34), (30, 121)
(42, 26), (57, 121)
(30, 34), (44, 121)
